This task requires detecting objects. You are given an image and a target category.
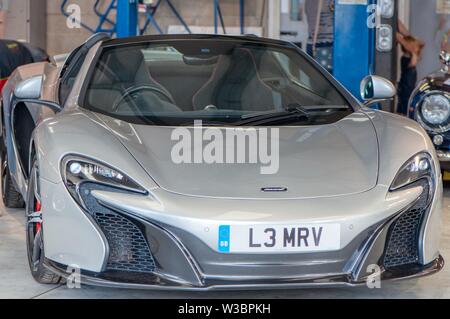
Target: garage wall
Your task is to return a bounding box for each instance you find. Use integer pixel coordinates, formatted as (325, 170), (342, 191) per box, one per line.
(46, 0), (267, 56)
(5, 0), (46, 49)
(5, 1), (29, 41)
(46, 0), (98, 55)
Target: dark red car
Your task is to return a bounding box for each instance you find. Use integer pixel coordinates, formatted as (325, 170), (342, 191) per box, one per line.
(0, 40), (49, 91)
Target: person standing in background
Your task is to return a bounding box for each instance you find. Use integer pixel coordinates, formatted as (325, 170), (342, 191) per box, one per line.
(0, 0), (9, 38)
(305, 0), (334, 73)
(396, 31), (425, 116)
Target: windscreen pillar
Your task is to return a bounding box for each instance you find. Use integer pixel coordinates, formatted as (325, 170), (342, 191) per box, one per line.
(117, 0), (138, 38)
(333, 0), (376, 102)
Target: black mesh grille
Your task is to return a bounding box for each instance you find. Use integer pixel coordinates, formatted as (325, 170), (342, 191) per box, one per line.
(79, 183), (155, 273)
(383, 180), (430, 268)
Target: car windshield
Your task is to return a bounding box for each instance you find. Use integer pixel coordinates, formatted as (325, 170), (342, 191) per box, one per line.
(83, 39), (352, 126)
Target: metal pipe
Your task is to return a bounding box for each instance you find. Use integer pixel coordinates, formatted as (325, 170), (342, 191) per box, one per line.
(214, 0), (219, 34)
(217, 2), (226, 34)
(117, 0), (138, 38)
(165, 0), (191, 34)
(240, 0), (244, 35)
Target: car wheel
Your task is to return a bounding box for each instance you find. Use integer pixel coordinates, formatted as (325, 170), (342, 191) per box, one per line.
(26, 157), (61, 284)
(1, 150), (25, 208)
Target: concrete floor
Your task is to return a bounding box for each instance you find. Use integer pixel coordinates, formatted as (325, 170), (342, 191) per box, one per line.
(1, 189), (450, 299)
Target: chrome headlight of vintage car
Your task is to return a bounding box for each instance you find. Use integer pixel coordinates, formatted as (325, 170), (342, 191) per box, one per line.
(61, 155), (146, 207)
(390, 153), (435, 202)
(421, 94), (450, 125)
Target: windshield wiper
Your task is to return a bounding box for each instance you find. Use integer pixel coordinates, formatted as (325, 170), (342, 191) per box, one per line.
(178, 120), (229, 127)
(233, 104), (310, 126)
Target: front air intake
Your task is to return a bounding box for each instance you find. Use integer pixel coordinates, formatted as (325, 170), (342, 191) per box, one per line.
(383, 180), (429, 268)
(79, 183), (155, 273)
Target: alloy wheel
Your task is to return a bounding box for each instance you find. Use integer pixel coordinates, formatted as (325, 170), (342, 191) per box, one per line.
(26, 163), (43, 271)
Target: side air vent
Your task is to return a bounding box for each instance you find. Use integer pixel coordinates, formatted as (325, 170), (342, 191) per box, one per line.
(383, 180), (429, 268)
(79, 183), (155, 273)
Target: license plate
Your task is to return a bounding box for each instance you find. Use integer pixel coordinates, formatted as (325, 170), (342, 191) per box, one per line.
(218, 224), (340, 253)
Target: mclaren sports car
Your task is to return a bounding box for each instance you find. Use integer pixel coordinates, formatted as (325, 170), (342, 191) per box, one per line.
(0, 33), (443, 289)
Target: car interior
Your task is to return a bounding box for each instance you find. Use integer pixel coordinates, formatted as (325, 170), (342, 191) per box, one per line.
(85, 43), (347, 117)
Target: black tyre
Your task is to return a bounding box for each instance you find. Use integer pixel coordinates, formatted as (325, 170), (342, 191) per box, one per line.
(1, 150), (25, 208)
(26, 157), (61, 284)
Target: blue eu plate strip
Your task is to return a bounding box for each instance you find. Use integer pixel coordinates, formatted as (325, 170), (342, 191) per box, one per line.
(218, 225), (230, 253)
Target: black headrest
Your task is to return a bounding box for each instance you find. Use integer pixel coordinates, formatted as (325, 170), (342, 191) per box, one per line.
(106, 49), (146, 83)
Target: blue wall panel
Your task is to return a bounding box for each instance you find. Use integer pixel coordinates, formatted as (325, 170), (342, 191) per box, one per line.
(334, 0), (376, 100)
(117, 0), (138, 38)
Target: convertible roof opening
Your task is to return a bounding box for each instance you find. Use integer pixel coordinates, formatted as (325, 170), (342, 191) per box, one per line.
(83, 38), (353, 126)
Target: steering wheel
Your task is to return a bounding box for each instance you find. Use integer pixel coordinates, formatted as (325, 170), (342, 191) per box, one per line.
(112, 85), (175, 112)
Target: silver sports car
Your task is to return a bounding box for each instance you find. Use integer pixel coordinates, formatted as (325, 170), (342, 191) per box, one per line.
(0, 34), (443, 290)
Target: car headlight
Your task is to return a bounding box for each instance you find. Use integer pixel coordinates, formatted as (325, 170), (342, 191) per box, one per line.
(61, 156), (146, 206)
(421, 94), (450, 125)
(390, 153), (435, 195)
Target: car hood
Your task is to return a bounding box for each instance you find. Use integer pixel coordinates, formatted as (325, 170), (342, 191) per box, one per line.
(95, 111), (378, 199)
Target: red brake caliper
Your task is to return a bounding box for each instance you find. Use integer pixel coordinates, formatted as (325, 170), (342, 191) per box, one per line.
(35, 198), (42, 233)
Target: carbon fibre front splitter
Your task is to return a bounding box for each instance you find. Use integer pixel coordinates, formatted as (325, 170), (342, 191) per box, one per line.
(43, 255), (444, 291)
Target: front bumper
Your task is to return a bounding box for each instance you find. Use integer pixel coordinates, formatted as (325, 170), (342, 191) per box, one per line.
(40, 176), (443, 290)
(44, 255), (444, 290)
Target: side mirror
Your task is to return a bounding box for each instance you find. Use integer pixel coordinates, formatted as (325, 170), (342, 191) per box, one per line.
(14, 76), (61, 113)
(440, 51), (450, 72)
(14, 76), (42, 100)
(360, 75), (396, 107)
